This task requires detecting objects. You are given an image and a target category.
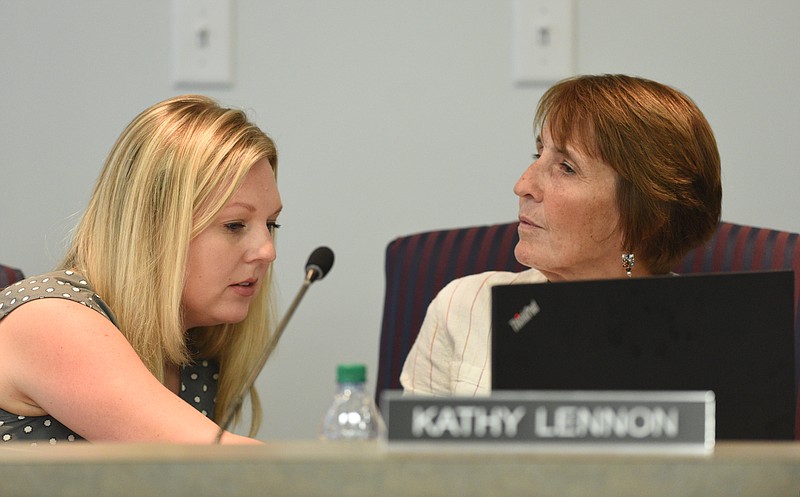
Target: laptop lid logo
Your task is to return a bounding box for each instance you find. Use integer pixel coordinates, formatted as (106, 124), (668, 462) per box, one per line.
(509, 299), (540, 332)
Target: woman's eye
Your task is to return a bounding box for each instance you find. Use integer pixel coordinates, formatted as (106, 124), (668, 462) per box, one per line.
(224, 222), (246, 233)
(560, 162), (576, 174)
(531, 153), (541, 161)
(267, 222), (281, 236)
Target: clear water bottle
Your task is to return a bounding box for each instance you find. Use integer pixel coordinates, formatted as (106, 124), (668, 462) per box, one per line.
(319, 363), (383, 440)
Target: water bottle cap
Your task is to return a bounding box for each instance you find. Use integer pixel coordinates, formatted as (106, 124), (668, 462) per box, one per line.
(336, 363), (366, 383)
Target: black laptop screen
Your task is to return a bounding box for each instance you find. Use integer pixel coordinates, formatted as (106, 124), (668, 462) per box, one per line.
(490, 271), (796, 440)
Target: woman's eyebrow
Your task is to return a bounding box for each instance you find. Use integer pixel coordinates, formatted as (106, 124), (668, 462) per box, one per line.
(538, 134), (585, 166)
(224, 202), (256, 212)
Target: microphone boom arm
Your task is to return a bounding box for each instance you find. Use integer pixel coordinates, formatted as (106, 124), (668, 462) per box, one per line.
(214, 246), (333, 443)
(213, 267), (318, 443)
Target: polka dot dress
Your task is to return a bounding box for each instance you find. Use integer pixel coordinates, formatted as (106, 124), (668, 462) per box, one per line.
(0, 270), (109, 323)
(0, 270), (219, 444)
(180, 360), (219, 419)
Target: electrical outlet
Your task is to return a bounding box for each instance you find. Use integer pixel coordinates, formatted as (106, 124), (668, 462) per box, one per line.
(512, 0), (574, 85)
(171, 0), (233, 86)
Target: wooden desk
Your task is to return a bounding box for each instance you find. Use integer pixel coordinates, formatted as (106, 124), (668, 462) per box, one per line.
(1, 441), (799, 497)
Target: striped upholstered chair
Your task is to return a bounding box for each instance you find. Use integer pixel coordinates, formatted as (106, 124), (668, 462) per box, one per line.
(376, 221), (800, 436)
(0, 264), (25, 290)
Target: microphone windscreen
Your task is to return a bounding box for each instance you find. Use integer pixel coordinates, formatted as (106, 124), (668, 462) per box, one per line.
(306, 246), (335, 282)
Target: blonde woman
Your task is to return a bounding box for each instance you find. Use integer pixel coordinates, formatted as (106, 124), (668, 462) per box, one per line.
(0, 95), (281, 444)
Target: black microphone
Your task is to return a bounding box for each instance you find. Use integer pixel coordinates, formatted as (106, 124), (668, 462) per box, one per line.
(214, 246), (335, 443)
(305, 246), (335, 283)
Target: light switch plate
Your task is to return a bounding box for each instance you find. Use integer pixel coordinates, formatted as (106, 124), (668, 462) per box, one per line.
(512, 0), (574, 85)
(171, 0), (233, 86)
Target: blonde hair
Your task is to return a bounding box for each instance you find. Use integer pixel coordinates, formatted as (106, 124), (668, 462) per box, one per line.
(535, 74), (722, 274)
(61, 95), (278, 435)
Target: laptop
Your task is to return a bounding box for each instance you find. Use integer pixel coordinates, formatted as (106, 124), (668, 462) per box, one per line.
(491, 271), (796, 440)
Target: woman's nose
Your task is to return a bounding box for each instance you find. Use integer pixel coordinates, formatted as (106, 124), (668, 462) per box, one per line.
(249, 229), (276, 264)
(513, 161), (542, 201)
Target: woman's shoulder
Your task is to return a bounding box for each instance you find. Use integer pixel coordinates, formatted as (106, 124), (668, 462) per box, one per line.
(443, 268), (547, 291)
(433, 268), (547, 305)
(0, 273), (121, 352)
(0, 272), (128, 431)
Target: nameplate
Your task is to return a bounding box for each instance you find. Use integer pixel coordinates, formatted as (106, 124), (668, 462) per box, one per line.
(381, 390), (715, 453)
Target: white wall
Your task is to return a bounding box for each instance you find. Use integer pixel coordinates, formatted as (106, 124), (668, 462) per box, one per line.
(1, 0), (798, 440)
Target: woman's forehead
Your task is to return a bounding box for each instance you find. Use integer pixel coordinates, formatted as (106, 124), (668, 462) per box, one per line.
(540, 120), (600, 159)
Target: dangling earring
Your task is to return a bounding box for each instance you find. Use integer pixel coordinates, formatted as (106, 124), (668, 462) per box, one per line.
(621, 252), (635, 278)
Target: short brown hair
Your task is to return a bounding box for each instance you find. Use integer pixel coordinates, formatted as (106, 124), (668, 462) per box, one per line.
(535, 74), (722, 274)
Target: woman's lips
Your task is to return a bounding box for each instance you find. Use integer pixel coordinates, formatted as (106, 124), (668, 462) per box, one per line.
(229, 278), (258, 297)
(518, 216), (542, 230)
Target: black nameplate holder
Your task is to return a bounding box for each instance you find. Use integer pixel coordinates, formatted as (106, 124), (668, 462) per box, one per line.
(381, 390), (715, 454)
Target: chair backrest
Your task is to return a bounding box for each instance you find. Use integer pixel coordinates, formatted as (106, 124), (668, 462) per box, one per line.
(0, 264), (25, 290)
(377, 222), (525, 405)
(376, 221), (800, 437)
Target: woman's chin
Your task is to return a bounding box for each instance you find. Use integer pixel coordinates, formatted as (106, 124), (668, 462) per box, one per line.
(514, 243), (538, 269)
